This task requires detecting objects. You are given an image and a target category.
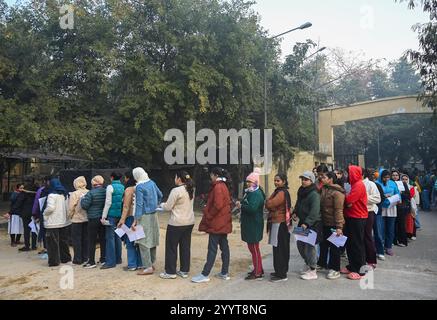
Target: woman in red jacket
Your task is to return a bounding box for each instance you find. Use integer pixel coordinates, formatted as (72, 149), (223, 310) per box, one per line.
(341, 165), (368, 280)
(192, 167), (232, 283)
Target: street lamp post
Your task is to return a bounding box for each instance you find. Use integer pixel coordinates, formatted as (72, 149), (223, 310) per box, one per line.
(263, 22), (312, 195)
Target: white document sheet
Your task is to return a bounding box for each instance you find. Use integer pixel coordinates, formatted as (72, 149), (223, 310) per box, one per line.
(327, 232), (348, 248)
(294, 230), (317, 246)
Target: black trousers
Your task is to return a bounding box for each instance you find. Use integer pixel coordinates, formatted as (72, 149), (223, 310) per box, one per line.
(344, 218), (366, 274)
(165, 224), (194, 274)
(318, 226), (341, 271)
(272, 222), (290, 278)
(71, 222), (89, 264)
(46, 227), (72, 267)
(395, 207), (408, 246)
(87, 218), (106, 265)
(364, 212), (377, 264)
(22, 215), (37, 249)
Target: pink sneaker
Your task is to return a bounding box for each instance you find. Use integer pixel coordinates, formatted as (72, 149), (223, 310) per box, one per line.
(340, 267), (351, 274)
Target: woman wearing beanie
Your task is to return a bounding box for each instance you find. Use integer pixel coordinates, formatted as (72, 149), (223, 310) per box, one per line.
(159, 171), (195, 279)
(293, 171), (321, 281)
(69, 176), (89, 265)
(43, 178), (72, 267)
(81, 175), (107, 269)
(265, 173), (292, 282)
(236, 168), (265, 280)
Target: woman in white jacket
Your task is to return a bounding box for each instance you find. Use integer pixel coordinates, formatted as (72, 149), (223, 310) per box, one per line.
(43, 178), (72, 267)
(159, 171), (195, 279)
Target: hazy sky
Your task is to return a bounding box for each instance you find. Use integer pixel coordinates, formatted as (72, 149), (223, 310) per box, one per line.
(252, 0), (429, 62)
(5, 0), (429, 62)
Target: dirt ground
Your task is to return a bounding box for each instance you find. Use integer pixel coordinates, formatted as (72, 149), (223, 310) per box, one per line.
(0, 212), (271, 300)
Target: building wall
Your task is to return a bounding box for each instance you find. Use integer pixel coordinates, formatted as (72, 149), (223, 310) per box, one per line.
(259, 151), (318, 205)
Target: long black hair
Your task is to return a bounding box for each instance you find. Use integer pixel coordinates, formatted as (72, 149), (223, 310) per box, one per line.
(275, 173), (289, 189)
(176, 171), (195, 200)
(211, 167), (232, 193)
(124, 170), (136, 188)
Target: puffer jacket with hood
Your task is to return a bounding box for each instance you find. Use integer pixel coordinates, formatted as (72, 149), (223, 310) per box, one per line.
(320, 183), (345, 229)
(344, 166), (368, 219)
(69, 176), (89, 223)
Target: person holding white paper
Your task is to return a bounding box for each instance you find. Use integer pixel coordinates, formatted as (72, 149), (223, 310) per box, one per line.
(391, 170), (410, 248)
(375, 169), (400, 258)
(117, 170), (143, 271)
(159, 171), (195, 280)
(265, 174), (292, 283)
(318, 172), (345, 280)
(294, 171), (321, 281)
(133, 167), (163, 276)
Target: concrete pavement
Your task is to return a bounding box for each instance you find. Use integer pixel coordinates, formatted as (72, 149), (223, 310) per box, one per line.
(194, 210), (437, 300)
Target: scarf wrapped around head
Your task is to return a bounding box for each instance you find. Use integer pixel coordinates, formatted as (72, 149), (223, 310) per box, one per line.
(48, 178), (68, 199)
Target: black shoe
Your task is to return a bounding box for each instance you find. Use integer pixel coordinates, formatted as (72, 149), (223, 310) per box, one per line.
(270, 275), (288, 283)
(18, 247), (30, 252)
(245, 273), (263, 281)
(100, 264), (115, 270)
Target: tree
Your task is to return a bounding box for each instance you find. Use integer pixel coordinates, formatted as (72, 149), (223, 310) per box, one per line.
(398, 0), (437, 114)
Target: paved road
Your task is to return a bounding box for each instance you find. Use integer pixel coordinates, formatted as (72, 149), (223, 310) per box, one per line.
(194, 210), (437, 300)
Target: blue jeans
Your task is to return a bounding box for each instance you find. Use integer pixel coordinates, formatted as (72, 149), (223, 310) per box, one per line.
(415, 209), (422, 229)
(105, 217), (122, 267)
(124, 216), (143, 269)
(383, 216), (396, 250)
(422, 190), (430, 210)
(432, 188), (437, 207)
(202, 234), (230, 277)
(373, 213), (384, 255)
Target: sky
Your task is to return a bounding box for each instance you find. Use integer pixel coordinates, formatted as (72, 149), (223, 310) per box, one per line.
(252, 0), (429, 62)
(5, 0), (429, 63)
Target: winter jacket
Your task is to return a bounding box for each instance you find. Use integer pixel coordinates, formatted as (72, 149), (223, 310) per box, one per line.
(363, 178), (381, 213)
(161, 185), (195, 226)
(344, 166), (368, 219)
(134, 180), (163, 219)
(199, 181), (232, 234)
(240, 187), (265, 243)
(294, 184), (321, 228)
(68, 176), (89, 223)
(80, 186), (106, 220)
(265, 190), (286, 224)
(43, 194), (71, 229)
(12, 187), (37, 219)
(102, 180), (125, 219)
(320, 184), (345, 229)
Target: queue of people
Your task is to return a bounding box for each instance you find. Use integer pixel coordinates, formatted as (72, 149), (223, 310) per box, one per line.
(3, 165), (427, 283)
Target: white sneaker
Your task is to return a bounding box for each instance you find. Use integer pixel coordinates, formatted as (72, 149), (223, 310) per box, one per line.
(377, 254), (386, 261)
(215, 272), (231, 280)
(411, 237), (417, 240)
(300, 270), (318, 280)
(177, 271), (189, 278)
(326, 270), (340, 280)
(159, 272), (177, 279)
(300, 265), (310, 275)
(191, 274), (210, 283)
